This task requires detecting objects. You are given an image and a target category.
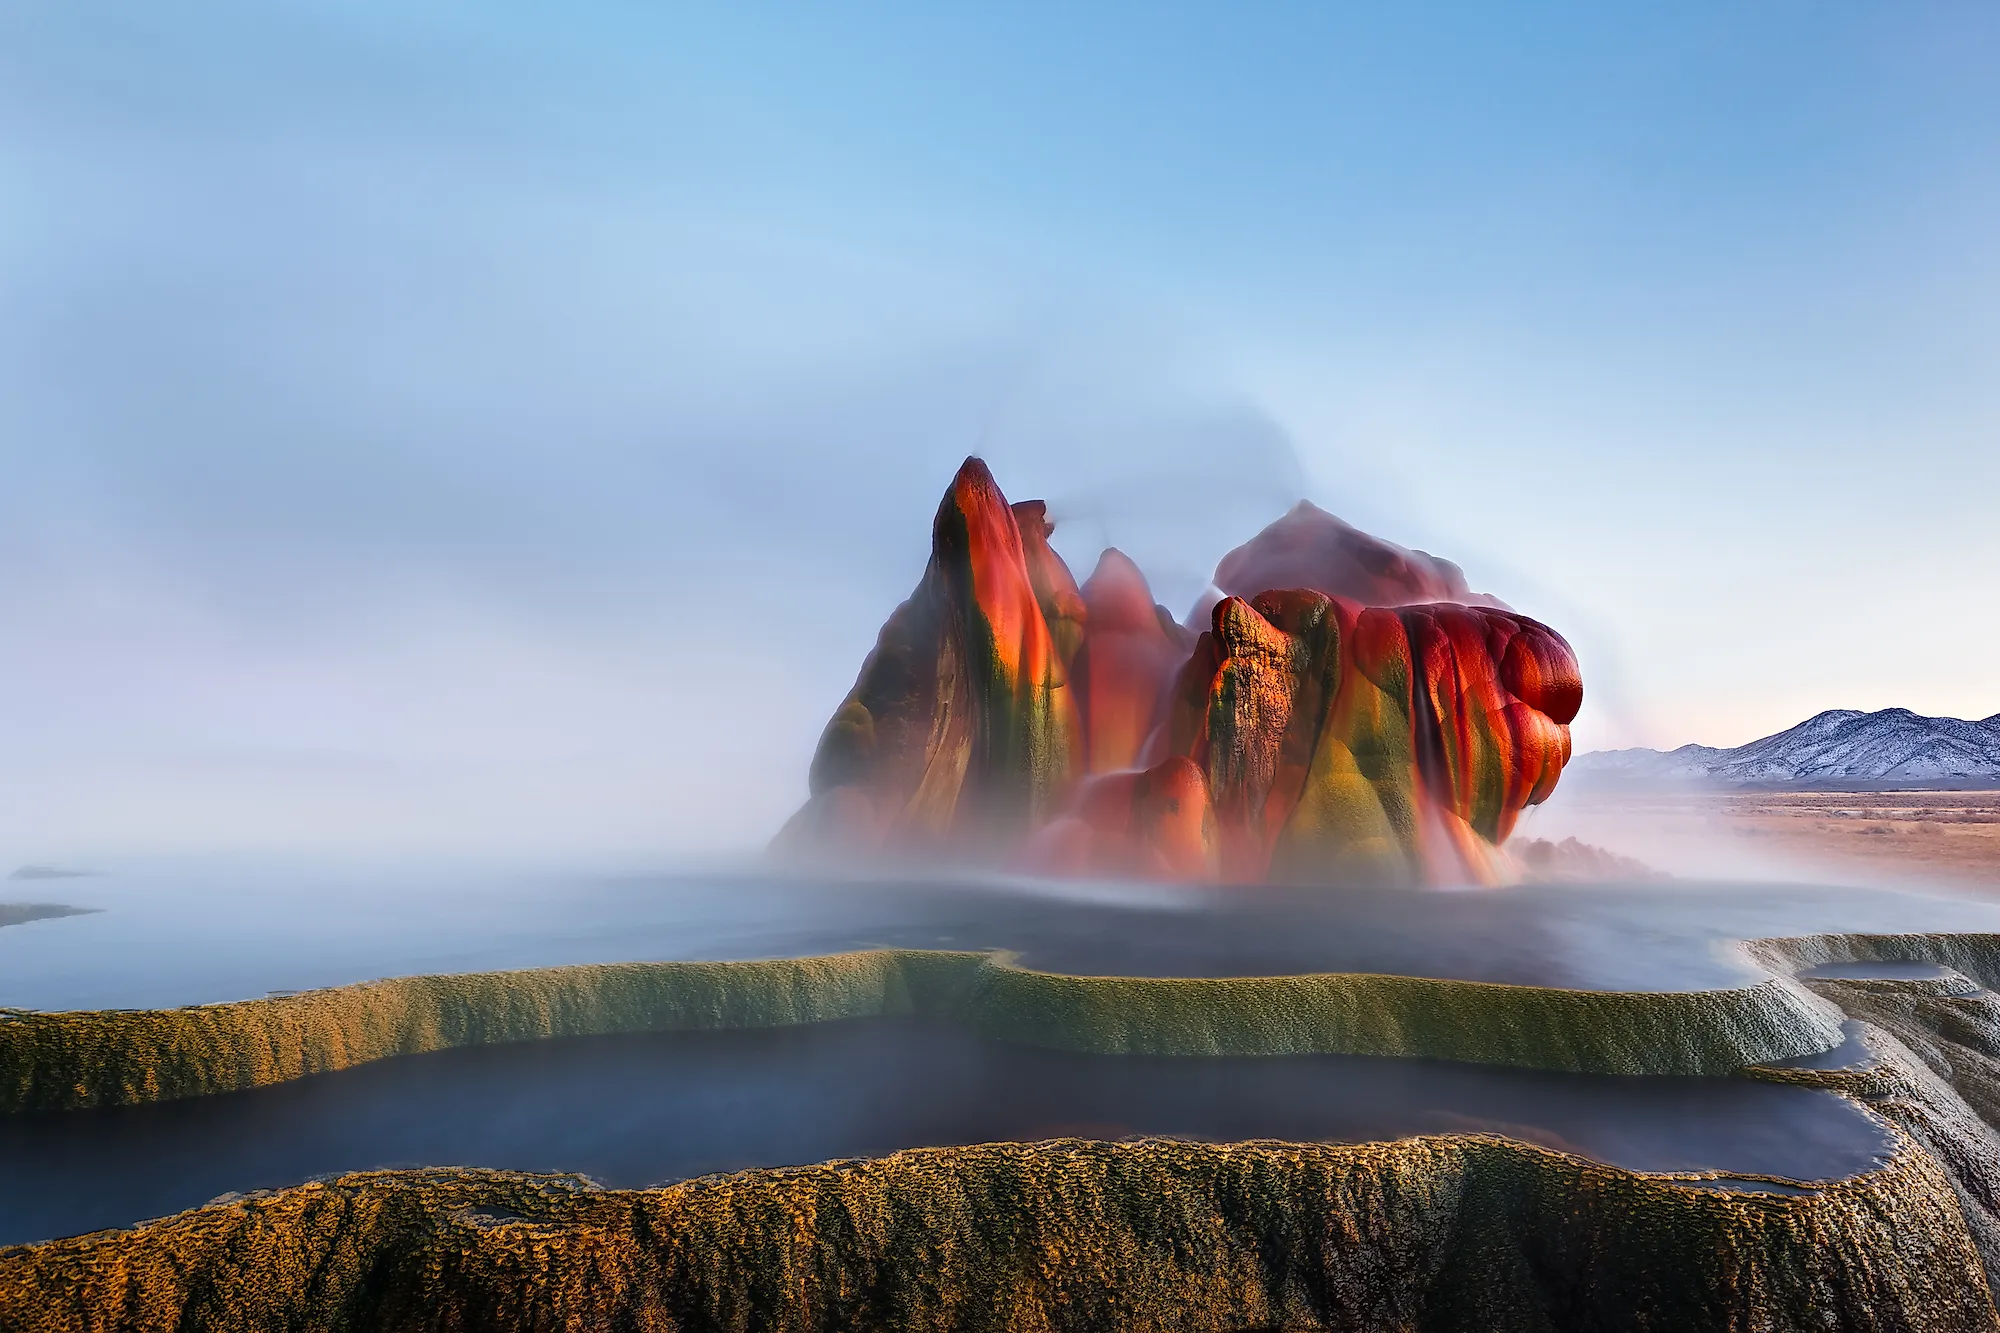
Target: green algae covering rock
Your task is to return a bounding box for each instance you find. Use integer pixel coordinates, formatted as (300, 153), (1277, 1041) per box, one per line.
(18, 931), (2000, 1327)
(4, 1134), (1991, 1333)
(960, 963), (1842, 1073)
(0, 950), (1846, 1111)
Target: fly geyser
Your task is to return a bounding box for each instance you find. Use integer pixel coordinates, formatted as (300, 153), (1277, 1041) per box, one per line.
(780, 459), (1582, 886)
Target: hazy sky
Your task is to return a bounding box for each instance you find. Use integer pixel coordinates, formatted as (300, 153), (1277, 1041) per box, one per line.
(3, 3), (1996, 862)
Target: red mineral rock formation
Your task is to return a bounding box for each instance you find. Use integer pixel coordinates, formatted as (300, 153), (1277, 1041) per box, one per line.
(1012, 500), (1088, 670)
(1070, 549), (1190, 774)
(1190, 500), (1504, 626)
(778, 459), (1079, 856)
(779, 458), (1581, 887)
(1019, 756), (1218, 881)
(1157, 593), (1578, 885)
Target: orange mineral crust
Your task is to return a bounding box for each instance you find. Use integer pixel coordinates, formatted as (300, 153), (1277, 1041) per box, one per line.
(779, 458), (1580, 886)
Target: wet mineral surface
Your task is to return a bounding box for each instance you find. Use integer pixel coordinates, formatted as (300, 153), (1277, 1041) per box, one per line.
(14, 882), (2000, 1329)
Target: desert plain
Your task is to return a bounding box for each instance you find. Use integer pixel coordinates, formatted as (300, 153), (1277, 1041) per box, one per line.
(1538, 787), (2000, 890)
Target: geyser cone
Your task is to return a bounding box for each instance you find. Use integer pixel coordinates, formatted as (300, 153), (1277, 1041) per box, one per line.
(780, 458), (1580, 885)
(1073, 548), (1189, 774)
(931, 460), (1080, 833)
(780, 458), (1080, 857)
(1011, 499), (1088, 671)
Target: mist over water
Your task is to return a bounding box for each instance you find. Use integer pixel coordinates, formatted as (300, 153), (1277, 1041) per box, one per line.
(9, 863), (2000, 1014)
(4, 859), (1973, 1248)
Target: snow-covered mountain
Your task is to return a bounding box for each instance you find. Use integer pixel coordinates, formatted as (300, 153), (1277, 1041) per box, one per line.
(1573, 708), (2000, 787)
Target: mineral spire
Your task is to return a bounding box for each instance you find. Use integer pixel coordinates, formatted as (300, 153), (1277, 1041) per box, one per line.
(779, 458), (1581, 886)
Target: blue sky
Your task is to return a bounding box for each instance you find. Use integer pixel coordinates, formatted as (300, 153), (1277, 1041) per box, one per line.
(2, 3), (1996, 859)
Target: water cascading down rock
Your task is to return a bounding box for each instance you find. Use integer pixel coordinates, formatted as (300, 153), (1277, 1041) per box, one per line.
(779, 458), (1582, 885)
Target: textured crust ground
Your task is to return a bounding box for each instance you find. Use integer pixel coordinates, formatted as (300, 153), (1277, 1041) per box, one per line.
(14, 934), (2000, 1329)
(1742, 931), (2000, 1283)
(3, 1132), (1991, 1333)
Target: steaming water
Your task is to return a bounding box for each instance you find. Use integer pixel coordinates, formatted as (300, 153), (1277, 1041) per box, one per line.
(7, 861), (2000, 1010)
(1, 865), (1954, 1249)
(0, 1017), (1892, 1247)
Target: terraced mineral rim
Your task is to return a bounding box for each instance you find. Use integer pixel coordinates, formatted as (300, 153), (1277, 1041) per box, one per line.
(4, 1131), (1991, 1333)
(13, 935), (2000, 1329)
(0, 946), (1852, 1112)
(1748, 932), (2000, 988)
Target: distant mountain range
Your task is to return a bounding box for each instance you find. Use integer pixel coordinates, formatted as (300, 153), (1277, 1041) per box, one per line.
(1573, 708), (2000, 789)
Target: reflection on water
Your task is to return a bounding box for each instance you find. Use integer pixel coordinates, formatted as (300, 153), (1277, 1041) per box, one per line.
(1757, 1020), (1882, 1073)
(0, 1018), (1891, 1247)
(7, 861), (2000, 1010)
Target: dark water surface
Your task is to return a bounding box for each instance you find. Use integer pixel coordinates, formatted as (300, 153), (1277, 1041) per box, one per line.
(0, 1018), (1891, 1247)
(1757, 1020), (1882, 1073)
